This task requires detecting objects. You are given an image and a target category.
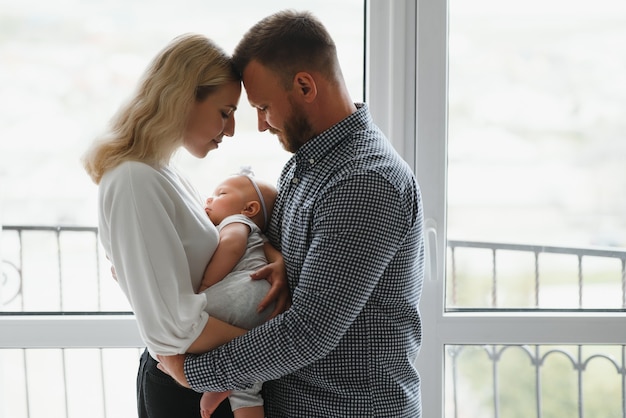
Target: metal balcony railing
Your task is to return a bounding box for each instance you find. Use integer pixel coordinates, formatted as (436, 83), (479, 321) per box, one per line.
(445, 240), (626, 417)
(447, 240), (626, 311)
(1, 225), (131, 313)
(1, 226), (626, 417)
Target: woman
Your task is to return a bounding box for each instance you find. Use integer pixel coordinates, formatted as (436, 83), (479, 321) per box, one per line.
(83, 34), (288, 418)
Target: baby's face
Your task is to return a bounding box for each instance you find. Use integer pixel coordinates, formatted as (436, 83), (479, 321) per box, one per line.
(204, 176), (252, 225)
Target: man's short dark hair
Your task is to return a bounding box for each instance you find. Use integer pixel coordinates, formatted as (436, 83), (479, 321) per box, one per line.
(232, 9), (341, 89)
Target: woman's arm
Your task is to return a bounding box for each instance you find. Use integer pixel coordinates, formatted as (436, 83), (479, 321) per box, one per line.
(157, 317), (247, 385)
(186, 316), (246, 354)
(197, 223), (249, 293)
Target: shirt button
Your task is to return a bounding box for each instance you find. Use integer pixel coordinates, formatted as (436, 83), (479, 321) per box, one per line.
(309, 158), (315, 165)
(292, 177), (299, 184)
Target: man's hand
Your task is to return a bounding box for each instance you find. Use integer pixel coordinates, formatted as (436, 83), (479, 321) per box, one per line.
(255, 242), (292, 318)
(156, 354), (191, 388)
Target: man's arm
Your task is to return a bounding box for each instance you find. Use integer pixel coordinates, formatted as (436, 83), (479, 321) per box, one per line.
(181, 172), (416, 393)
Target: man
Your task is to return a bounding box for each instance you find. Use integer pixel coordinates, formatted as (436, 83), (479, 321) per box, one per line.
(158, 10), (424, 417)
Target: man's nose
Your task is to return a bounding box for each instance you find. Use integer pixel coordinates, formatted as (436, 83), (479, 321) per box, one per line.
(257, 110), (270, 132)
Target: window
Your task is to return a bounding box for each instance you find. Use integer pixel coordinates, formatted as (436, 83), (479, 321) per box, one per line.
(0, 0), (364, 228)
(0, 1), (364, 416)
(415, 0), (626, 416)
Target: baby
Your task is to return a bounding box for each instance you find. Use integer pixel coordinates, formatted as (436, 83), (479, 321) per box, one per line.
(199, 170), (278, 418)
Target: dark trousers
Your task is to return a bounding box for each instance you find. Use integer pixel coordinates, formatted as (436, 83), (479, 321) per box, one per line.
(137, 348), (234, 418)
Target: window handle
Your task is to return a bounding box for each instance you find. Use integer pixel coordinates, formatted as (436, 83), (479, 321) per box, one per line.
(424, 218), (438, 281)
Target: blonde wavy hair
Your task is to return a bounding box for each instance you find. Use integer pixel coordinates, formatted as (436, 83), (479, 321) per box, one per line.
(83, 33), (240, 184)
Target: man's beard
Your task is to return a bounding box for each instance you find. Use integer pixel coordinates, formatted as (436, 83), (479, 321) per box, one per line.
(275, 96), (315, 154)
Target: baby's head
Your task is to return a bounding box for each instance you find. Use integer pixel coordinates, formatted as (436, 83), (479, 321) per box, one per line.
(205, 174), (277, 231)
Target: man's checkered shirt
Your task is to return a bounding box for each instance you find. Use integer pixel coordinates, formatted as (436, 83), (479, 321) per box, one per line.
(185, 103), (424, 417)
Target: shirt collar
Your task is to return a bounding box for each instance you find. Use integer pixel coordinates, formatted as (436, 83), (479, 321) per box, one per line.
(294, 103), (370, 170)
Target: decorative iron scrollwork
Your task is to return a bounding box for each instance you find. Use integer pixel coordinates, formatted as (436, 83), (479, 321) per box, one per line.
(1, 260), (22, 306)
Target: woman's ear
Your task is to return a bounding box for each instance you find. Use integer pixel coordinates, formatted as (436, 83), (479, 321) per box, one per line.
(293, 72), (317, 103)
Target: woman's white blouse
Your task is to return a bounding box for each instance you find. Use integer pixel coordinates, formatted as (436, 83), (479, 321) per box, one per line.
(98, 161), (219, 356)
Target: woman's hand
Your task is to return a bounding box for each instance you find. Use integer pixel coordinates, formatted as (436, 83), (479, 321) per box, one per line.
(254, 242), (291, 318)
(106, 255), (118, 282)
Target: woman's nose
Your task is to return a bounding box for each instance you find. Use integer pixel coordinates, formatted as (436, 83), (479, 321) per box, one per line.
(223, 114), (236, 137)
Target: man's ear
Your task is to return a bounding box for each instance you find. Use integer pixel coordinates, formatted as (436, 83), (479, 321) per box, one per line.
(243, 201), (261, 217)
(293, 72), (317, 103)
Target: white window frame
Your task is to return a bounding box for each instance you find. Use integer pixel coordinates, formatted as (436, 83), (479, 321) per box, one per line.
(3, 2), (624, 417)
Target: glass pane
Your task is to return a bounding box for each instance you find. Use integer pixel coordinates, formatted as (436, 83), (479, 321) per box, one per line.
(446, 0), (626, 310)
(1, 227), (130, 312)
(445, 344), (626, 418)
(0, 348), (141, 418)
(0, 0), (364, 312)
(0, 0), (364, 225)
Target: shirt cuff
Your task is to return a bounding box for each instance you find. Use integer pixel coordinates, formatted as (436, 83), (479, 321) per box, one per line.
(183, 353), (205, 392)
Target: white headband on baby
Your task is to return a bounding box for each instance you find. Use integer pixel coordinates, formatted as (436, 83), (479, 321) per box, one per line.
(238, 166), (268, 227)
